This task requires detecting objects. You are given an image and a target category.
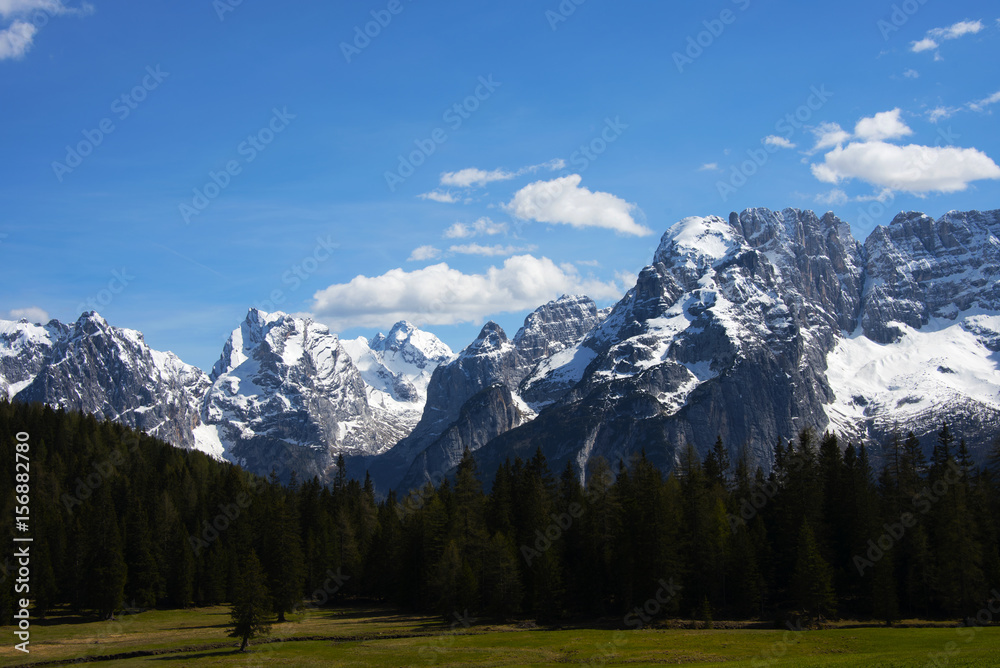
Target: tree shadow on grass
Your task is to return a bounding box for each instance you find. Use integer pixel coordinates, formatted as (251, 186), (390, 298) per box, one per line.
(150, 647), (242, 662)
(163, 622), (232, 630)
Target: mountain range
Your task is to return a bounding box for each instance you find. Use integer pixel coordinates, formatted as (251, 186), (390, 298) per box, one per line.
(3, 207), (998, 490)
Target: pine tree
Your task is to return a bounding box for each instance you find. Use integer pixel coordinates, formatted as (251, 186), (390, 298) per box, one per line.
(989, 435), (1000, 475)
(931, 423), (954, 479)
(229, 552), (272, 651)
(123, 499), (162, 608)
(83, 486), (128, 619)
(871, 550), (898, 626)
(261, 484), (305, 622)
(482, 531), (523, 618)
(791, 521), (836, 623)
(703, 435), (730, 489)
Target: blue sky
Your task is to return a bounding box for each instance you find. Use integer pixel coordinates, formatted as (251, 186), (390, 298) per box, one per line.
(2, 0), (999, 370)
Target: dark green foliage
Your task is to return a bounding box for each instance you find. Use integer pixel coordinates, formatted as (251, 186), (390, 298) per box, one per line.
(229, 551), (272, 651)
(1, 400), (998, 626)
(791, 521), (837, 622)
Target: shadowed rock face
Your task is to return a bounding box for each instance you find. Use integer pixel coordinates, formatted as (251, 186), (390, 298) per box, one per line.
(513, 294), (604, 374)
(862, 210), (1000, 343)
(5, 208), (999, 491)
(204, 309), (382, 481)
(12, 313), (211, 453)
(386, 296), (608, 492)
(473, 208), (1000, 484)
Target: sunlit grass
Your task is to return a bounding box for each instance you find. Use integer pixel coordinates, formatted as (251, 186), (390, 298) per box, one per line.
(2, 607), (999, 667)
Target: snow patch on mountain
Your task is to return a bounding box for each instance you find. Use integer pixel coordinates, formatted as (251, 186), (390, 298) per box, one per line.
(341, 320), (454, 429)
(825, 311), (1000, 438)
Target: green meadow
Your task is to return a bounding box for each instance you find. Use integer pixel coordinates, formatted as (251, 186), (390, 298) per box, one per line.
(3, 607), (1000, 667)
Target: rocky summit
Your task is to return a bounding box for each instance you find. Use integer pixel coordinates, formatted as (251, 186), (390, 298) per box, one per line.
(3, 208), (999, 491)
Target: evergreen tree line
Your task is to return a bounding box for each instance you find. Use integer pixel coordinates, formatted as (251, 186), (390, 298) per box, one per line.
(2, 400), (999, 627)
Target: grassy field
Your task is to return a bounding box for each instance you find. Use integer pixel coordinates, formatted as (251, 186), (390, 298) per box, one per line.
(3, 606), (1000, 667)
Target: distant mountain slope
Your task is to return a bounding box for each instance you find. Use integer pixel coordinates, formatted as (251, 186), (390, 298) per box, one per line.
(4, 208), (998, 490)
(473, 208), (1000, 485)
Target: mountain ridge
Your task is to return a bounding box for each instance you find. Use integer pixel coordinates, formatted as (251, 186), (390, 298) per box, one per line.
(4, 207), (998, 490)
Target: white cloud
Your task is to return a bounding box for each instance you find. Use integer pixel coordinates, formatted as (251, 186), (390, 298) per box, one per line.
(418, 191), (457, 203)
(311, 255), (625, 329)
(815, 189), (848, 206)
(407, 245), (441, 262)
(764, 135), (796, 149)
(698, 162), (719, 171)
(810, 122), (852, 152)
(811, 141), (1000, 193)
(928, 106), (957, 122)
(448, 243), (537, 257)
(440, 167), (516, 188)
(912, 19), (984, 54)
(0, 0), (90, 19)
(7, 306), (49, 323)
(0, 19), (34, 59)
(854, 108), (912, 142)
(903, 69), (919, 78)
(0, 1), (93, 61)
(438, 159), (565, 189)
(969, 90), (1000, 112)
(810, 109), (911, 152)
(443, 216), (508, 239)
(854, 188), (894, 203)
(928, 19), (983, 40)
(506, 174), (652, 236)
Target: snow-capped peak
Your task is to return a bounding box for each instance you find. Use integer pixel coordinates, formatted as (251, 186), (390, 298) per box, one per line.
(654, 215), (743, 267)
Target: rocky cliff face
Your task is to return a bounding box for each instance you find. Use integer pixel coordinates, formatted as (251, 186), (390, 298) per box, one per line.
(861, 209), (1000, 343)
(386, 296), (608, 490)
(477, 208), (1000, 483)
(203, 309), (386, 480)
(829, 209), (1000, 453)
(340, 320), (454, 446)
(1, 319), (69, 400)
(9, 313), (218, 456)
(1, 309), (453, 483)
(5, 208), (998, 491)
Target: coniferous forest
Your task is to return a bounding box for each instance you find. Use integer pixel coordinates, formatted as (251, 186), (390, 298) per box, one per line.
(2, 400), (999, 629)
